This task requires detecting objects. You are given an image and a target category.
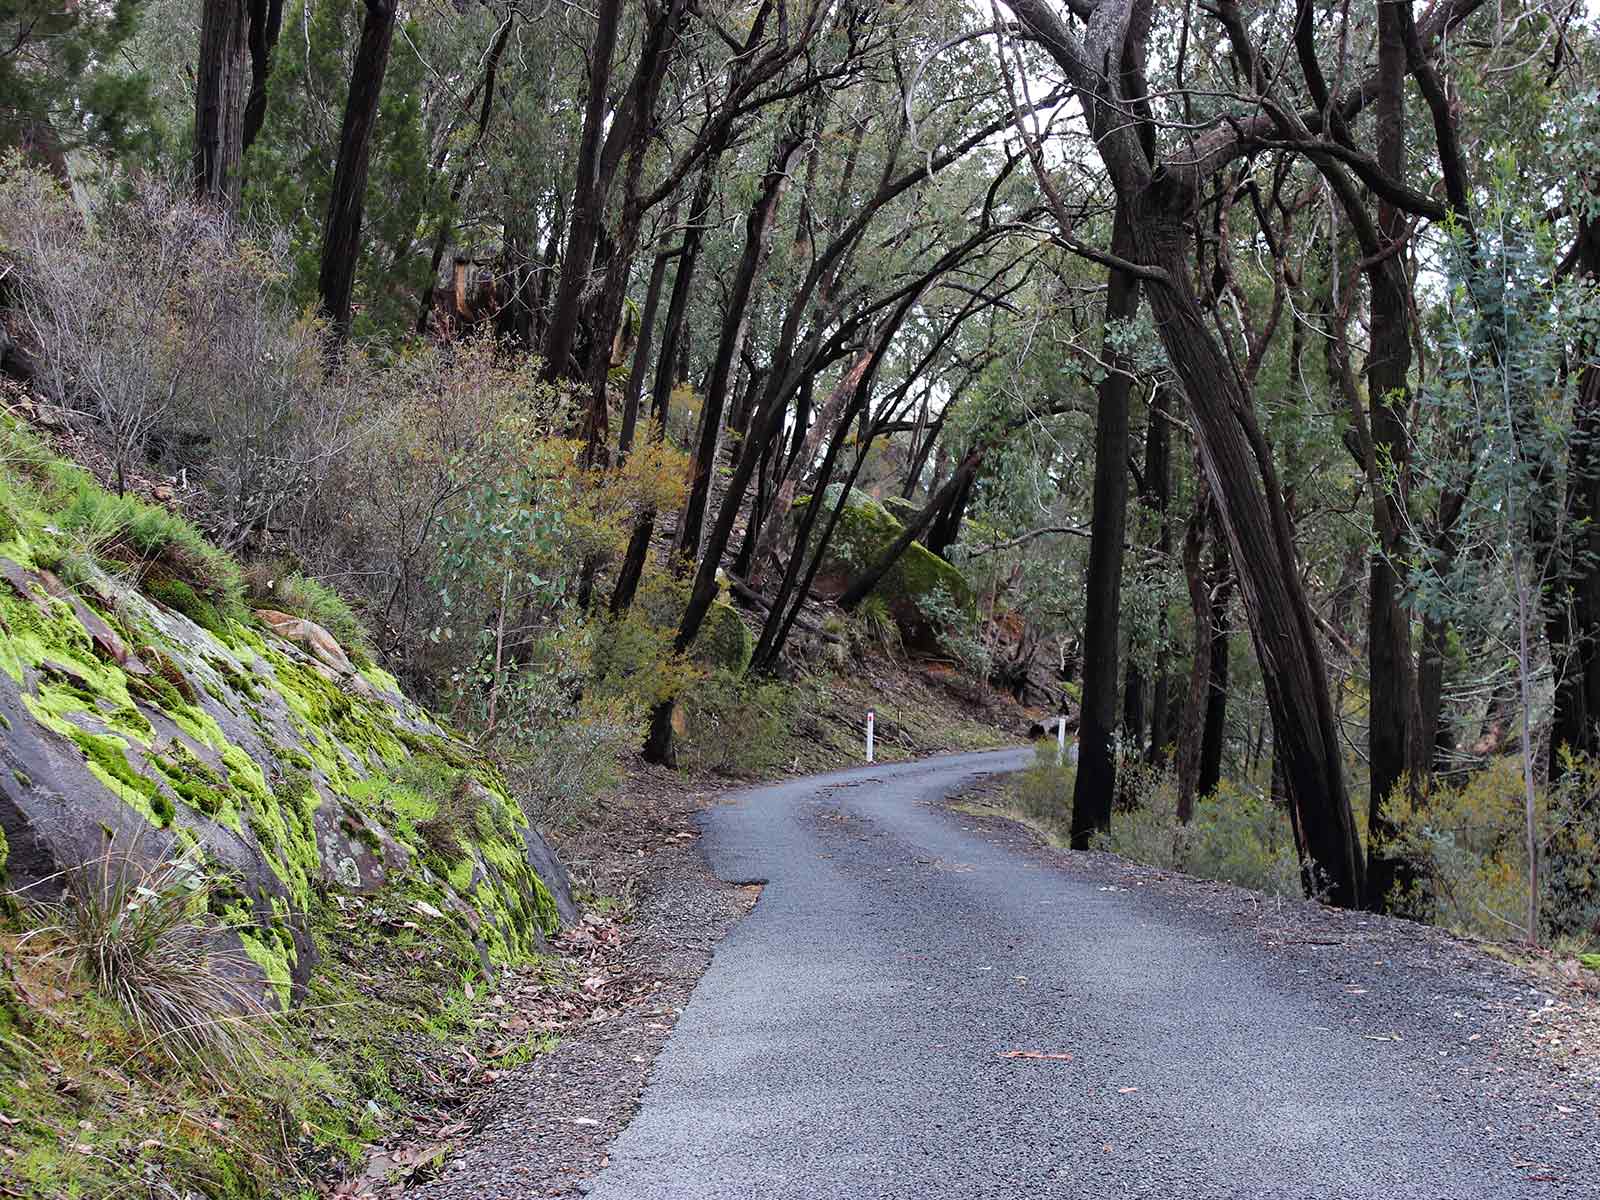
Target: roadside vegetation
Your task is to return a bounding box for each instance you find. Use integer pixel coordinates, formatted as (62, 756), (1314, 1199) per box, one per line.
(3, 0), (1600, 1192)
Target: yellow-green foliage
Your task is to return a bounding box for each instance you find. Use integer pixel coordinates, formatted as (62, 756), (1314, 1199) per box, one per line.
(1083, 760), (1303, 896)
(1383, 753), (1600, 942)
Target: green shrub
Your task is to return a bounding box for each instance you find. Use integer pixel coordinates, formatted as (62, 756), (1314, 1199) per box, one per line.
(1010, 742), (1075, 827)
(1093, 763), (1302, 896)
(1384, 753), (1600, 943)
(676, 671), (794, 777)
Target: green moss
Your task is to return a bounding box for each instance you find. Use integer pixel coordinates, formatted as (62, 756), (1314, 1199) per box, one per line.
(148, 578), (230, 639)
(67, 730), (171, 826)
(236, 923), (294, 1010)
(794, 484), (973, 621)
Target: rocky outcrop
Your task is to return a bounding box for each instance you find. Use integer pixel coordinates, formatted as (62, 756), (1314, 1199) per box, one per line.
(793, 485), (974, 646)
(0, 552), (570, 1010)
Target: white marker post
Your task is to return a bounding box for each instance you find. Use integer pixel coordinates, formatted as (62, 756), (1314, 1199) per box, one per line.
(866, 709), (876, 763)
(1057, 717), (1066, 767)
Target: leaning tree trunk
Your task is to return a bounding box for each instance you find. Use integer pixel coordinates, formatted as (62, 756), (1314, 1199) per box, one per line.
(194, 0), (251, 209)
(317, 0), (397, 343)
(672, 132), (803, 564)
(1070, 207), (1139, 850)
(1129, 180), (1365, 907)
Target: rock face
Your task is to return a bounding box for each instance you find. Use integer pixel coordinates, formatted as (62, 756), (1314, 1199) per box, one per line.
(794, 485), (974, 646)
(0, 554), (570, 1010)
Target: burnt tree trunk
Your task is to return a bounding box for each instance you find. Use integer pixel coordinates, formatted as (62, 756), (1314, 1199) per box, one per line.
(1129, 182), (1365, 905)
(672, 132), (803, 564)
(1363, 0), (1421, 913)
(610, 157), (721, 614)
(242, 0), (284, 154)
(317, 0), (397, 343)
(1070, 207), (1139, 851)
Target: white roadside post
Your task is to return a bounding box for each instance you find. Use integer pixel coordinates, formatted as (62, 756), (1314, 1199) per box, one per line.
(866, 709), (876, 763)
(1057, 717), (1066, 767)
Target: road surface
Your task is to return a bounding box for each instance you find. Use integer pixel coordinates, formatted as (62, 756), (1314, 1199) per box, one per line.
(584, 749), (1593, 1199)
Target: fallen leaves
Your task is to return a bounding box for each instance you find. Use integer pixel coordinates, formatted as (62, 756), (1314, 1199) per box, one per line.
(998, 1050), (1073, 1062)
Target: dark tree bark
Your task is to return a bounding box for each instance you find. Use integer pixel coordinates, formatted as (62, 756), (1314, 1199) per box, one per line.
(1549, 207), (1600, 776)
(1198, 541), (1234, 800)
(1070, 208), (1140, 850)
(242, 0), (284, 153)
(317, 0), (398, 343)
(616, 218), (677, 458)
(580, 0), (691, 464)
(540, 0), (622, 383)
(1010, 0), (1376, 907)
(194, 0), (251, 209)
(1361, 0), (1421, 913)
(672, 131), (804, 563)
(1128, 386), (1173, 753)
(609, 159), (721, 615)
(1176, 496), (1213, 822)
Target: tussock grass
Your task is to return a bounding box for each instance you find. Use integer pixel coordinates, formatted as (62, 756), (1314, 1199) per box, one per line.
(20, 839), (270, 1078)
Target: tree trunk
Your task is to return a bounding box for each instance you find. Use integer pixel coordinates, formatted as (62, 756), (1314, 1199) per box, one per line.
(317, 0), (397, 343)
(1176, 499), (1212, 822)
(242, 0), (284, 154)
(1070, 208), (1139, 850)
(1198, 541), (1233, 800)
(1131, 386), (1173, 755)
(749, 348), (873, 586)
(194, 0), (251, 209)
(672, 132), (803, 565)
(1363, 0), (1421, 913)
(540, 0), (622, 383)
(609, 158), (721, 615)
(1129, 181), (1365, 907)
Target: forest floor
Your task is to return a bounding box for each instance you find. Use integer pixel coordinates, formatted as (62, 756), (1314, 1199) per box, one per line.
(400, 755), (1597, 1200)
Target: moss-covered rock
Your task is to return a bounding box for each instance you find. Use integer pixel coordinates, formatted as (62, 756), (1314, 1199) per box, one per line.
(0, 426), (571, 1011)
(794, 484), (973, 646)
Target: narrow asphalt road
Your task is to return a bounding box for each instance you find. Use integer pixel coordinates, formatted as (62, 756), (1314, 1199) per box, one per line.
(584, 750), (1594, 1199)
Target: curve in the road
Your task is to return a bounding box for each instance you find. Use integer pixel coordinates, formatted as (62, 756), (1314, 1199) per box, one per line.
(585, 749), (1592, 1200)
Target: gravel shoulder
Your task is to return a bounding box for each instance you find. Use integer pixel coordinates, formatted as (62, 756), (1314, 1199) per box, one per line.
(408, 754), (1599, 1200)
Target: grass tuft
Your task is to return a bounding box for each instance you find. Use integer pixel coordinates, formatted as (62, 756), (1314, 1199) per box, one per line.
(21, 838), (271, 1077)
